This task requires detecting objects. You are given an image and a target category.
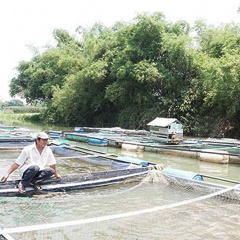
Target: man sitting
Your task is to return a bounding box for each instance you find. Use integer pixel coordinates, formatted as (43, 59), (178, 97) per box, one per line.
(1, 132), (61, 194)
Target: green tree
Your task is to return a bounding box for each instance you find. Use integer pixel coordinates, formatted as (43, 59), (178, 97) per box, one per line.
(194, 22), (240, 136)
(10, 29), (85, 104)
(9, 14), (240, 137)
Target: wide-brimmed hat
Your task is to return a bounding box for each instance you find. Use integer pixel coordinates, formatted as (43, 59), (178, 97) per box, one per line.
(36, 132), (49, 139)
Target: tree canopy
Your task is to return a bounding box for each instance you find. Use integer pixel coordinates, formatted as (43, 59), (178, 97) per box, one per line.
(9, 13), (240, 138)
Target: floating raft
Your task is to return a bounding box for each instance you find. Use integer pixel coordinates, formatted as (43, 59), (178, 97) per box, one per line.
(0, 167), (150, 197)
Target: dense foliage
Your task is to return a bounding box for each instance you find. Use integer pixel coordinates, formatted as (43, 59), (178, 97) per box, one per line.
(9, 13), (240, 138)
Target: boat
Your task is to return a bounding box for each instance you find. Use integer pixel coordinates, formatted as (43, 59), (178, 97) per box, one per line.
(0, 167), (150, 197)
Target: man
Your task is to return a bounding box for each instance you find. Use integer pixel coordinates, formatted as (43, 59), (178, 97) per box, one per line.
(1, 132), (61, 194)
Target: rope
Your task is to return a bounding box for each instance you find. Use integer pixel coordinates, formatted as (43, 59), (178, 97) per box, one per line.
(0, 232), (15, 240)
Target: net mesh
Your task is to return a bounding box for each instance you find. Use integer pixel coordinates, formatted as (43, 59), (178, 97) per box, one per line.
(1, 169), (240, 240)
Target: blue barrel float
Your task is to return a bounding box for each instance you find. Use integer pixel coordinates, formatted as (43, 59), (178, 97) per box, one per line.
(87, 137), (109, 146)
(162, 168), (203, 181)
(116, 156), (149, 167)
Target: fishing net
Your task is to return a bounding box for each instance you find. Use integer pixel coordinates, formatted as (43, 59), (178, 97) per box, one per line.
(1, 169), (239, 240)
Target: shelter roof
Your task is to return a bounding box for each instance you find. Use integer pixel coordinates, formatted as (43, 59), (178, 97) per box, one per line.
(147, 117), (180, 127)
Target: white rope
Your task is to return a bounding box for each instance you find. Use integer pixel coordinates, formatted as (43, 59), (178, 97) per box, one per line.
(3, 183), (240, 234)
(0, 231), (15, 240)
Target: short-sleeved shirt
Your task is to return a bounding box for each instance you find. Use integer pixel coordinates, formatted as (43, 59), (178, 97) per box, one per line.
(15, 143), (56, 177)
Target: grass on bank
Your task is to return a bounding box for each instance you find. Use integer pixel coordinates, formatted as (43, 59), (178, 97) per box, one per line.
(0, 112), (41, 121)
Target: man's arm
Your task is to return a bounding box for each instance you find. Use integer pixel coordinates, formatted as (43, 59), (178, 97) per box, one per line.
(1, 163), (20, 182)
(50, 164), (61, 179)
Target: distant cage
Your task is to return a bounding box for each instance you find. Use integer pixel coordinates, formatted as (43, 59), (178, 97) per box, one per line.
(147, 117), (183, 143)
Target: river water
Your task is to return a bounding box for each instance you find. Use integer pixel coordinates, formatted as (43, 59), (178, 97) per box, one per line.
(0, 119), (239, 239)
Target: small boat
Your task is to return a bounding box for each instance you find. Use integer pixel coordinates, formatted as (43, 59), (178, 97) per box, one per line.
(0, 167), (149, 197)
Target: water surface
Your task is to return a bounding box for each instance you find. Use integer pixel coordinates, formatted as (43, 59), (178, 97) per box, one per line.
(0, 120), (239, 239)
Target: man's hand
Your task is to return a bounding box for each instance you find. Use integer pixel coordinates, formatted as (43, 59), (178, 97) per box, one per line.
(1, 174), (9, 182)
(1, 163), (19, 182)
(55, 173), (61, 179)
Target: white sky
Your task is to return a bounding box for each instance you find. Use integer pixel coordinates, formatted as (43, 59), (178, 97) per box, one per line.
(0, 0), (240, 101)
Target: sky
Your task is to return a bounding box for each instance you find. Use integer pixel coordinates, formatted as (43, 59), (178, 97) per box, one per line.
(0, 0), (240, 101)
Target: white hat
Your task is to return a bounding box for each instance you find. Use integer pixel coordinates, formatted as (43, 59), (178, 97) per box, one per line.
(36, 132), (49, 139)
